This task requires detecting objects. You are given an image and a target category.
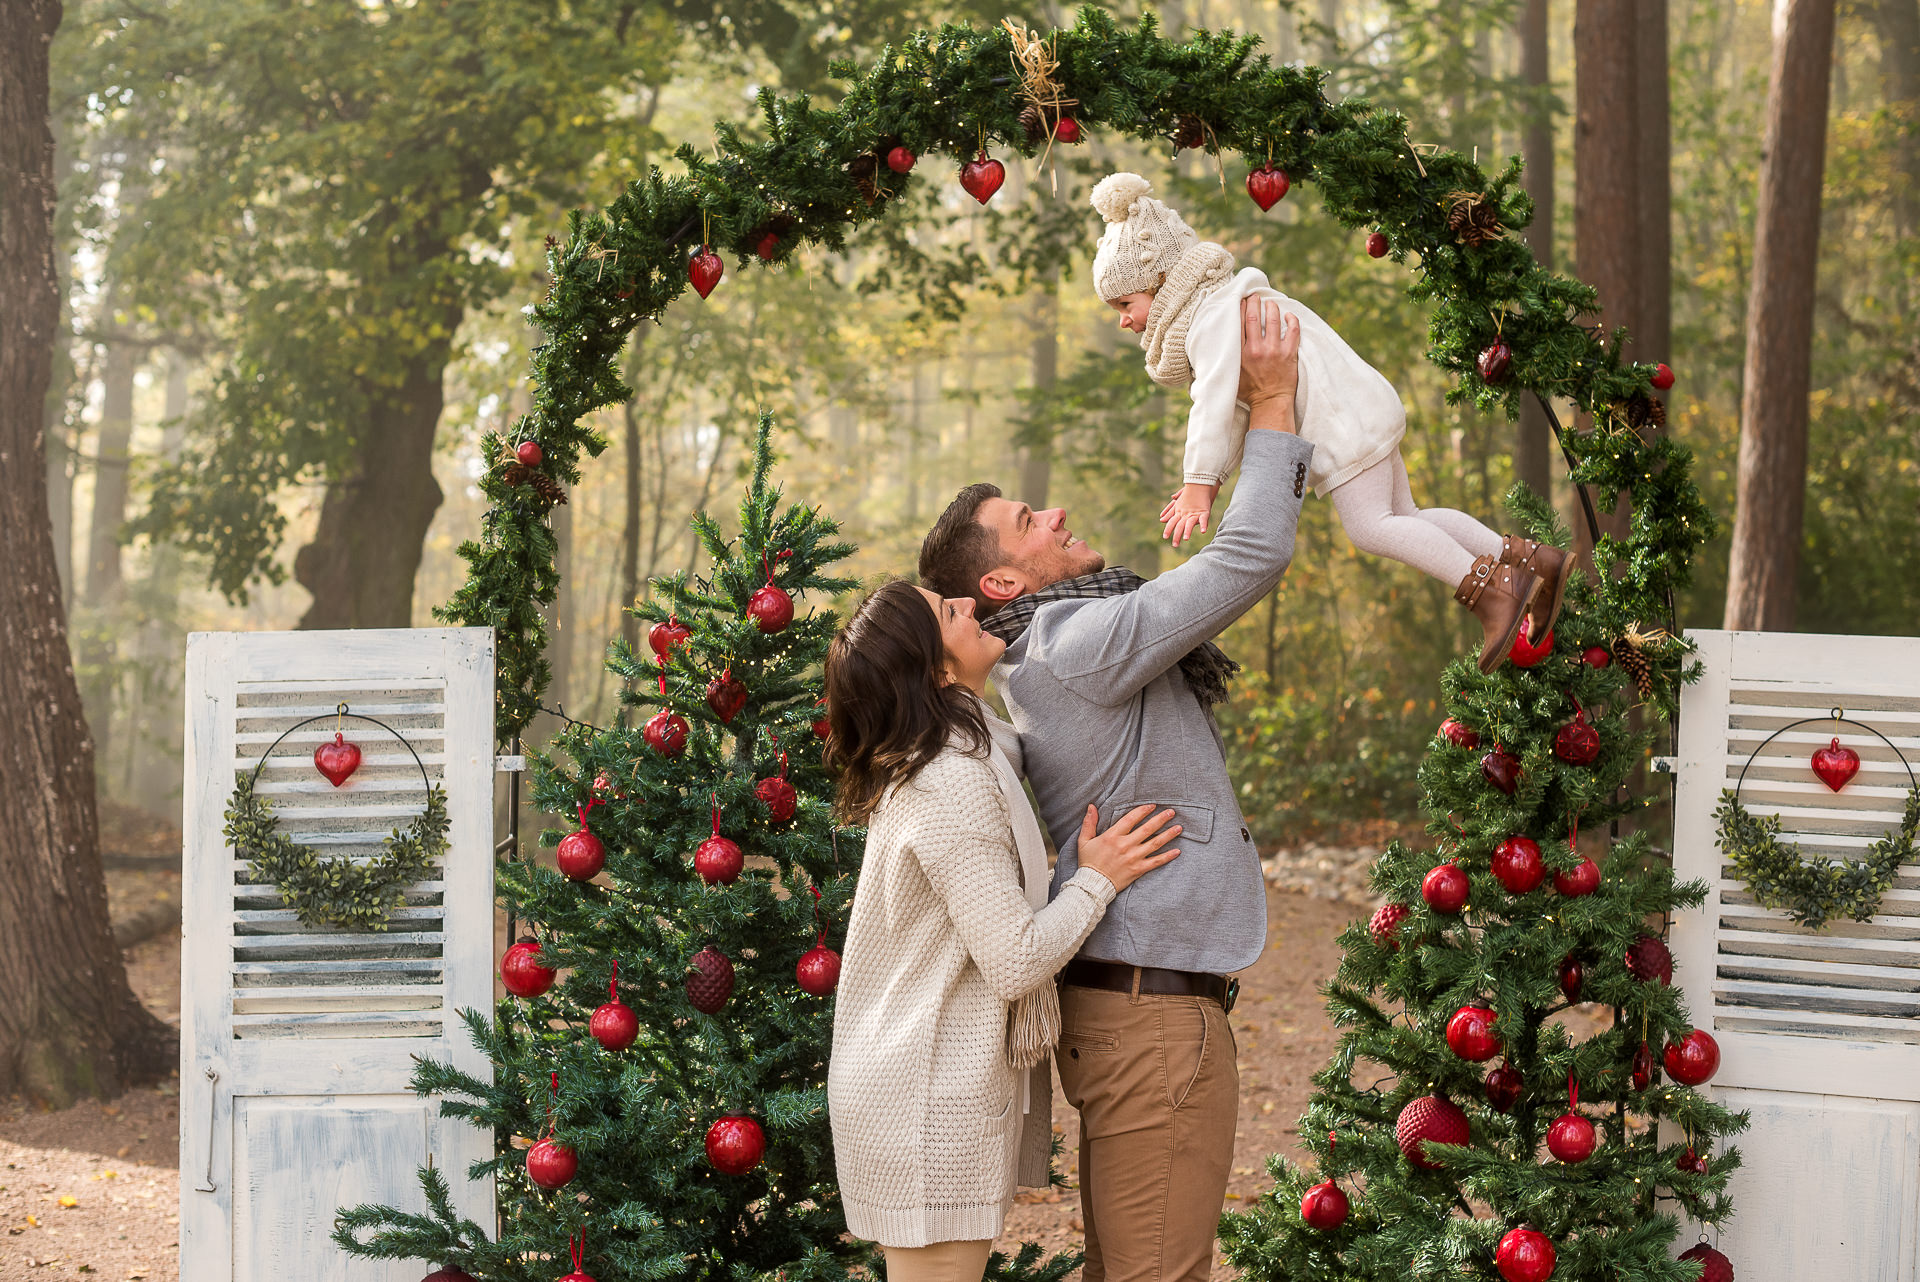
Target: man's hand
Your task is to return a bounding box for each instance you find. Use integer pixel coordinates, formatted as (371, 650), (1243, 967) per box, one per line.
(1238, 297), (1301, 432)
(1158, 481), (1218, 547)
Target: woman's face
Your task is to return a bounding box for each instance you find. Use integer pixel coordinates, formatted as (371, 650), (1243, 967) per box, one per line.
(915, 586), (1005, 692)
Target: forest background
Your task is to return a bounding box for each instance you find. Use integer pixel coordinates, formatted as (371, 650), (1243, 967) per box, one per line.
(43, 0), (1920, 846)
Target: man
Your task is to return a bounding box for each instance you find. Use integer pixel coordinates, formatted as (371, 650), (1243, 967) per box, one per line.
(916, 296), (1308, 1282)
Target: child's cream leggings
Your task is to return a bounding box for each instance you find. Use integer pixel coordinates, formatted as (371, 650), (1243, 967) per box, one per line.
(1328, 452), (1506, 586)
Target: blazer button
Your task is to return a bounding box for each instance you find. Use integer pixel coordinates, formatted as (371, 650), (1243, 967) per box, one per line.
(1240, 826), (1252, 842)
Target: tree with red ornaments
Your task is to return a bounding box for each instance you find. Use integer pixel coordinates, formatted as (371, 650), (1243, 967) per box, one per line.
(1222, 478), (1746, 1278)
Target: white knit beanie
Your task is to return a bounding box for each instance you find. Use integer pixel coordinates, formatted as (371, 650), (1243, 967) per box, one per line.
(1090, 172), (1199, 301)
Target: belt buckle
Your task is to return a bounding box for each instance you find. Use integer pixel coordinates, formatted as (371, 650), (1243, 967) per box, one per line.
(1224, 977), (1240, 1013)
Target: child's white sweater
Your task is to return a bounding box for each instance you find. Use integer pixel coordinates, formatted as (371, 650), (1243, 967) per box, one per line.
(1179, 266), (1406, 496)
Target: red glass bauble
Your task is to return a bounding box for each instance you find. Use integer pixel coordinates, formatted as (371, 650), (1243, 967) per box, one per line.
(515, 440), (543, 468)
(1625, 933), (1674, 985)
(1554, 710), (1601, 765)
(1421, 862), (1469, 914)
(1052, 116), (1082, 143)
(1556, 953), (1585, 1003)
(590, 999), (639, 1051)
(1811, 737), (1860, 791)
(1446, 1005), (1502, 1062)
(1678, 1243), (1733, 1282)
(648, 617), (691, 658)
(500, 937), (556, 998)
(812, 714), (832, 740)
(1491, 835), (1545, 893)
(1664, 1029), (1721, 1085)
(1554, 856), (1600, 897)
(756, 775), (797, 823)
(525, 1137), (577, 1189)
(886, 144), (916, 173)
(643, 710), (690, 757)
(747, 583), (794, 633)
(686, 945), (735, 1013)
(559, 1273), (597, 1282)
(1477, 340), (1514, 385)
(1369, 902), (1410, 950)
(1366, 230), (1388, 258)
(1632, 1039), (1658, 1091)
(959, 152), (1005, 203)
(1246, 165), (1290, 210)
(1299, 1179), (1348, 1230)
(1651, 361), (1676, 391)
(689, 248), (724, 299)
(1676, 1146), (1710, 1175)
(1395, 1094), (1470, 1169)
(795, 944), (841, 996)
(755, 231), (781, 261)
(1483, 1065), (1524, 1113)
(1547, 1111), (1596, 1163)
(1494, 1226), (1556, 1282)
(420, 1268), (476, 1281)
(1481, 748), (1523, 794)
(705, 1115), (766, 1174)
(1581, 645), (1612, 668)
(694, 834), (744, 886)
(705, 669), (748, 723)
(556, 828), (605, 881)
(1510, 619), (1555, 666)
(1439, 717), (1480, 749)
(314, 733), (362, 787)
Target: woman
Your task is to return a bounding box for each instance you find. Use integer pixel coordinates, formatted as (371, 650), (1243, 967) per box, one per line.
(824, 579), (1182, 1282)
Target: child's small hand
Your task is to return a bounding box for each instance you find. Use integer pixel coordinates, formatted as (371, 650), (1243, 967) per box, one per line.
(1159, 482), (1218, 547)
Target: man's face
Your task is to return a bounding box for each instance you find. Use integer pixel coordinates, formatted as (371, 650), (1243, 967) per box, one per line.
(974, 497), (1105, 603)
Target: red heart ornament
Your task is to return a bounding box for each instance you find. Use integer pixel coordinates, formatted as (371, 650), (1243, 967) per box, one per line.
(705, 669), (748, 724)
(314, 733), (361, 787)
(1246, 165), (1290, 211)
(689, 247), (724, 299)
(959, 152), (1005, 204)
(1477, 340), (1514, 384)
(1811, 737), (1860, 791)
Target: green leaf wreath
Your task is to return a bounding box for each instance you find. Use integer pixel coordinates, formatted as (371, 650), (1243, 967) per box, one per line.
(225, 773), (451, 931)
(1715, 787), (1919, 930)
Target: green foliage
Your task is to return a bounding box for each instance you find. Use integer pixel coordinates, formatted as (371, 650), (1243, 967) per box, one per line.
(1716, 787), (1918, 930)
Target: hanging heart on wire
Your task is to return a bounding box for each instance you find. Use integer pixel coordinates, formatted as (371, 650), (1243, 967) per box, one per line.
(1811, 737), (1860, 792)
(313, 732), (362, 787)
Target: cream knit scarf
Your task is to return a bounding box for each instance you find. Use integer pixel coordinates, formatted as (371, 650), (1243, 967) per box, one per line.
(1140, 240), (1237, 389)
(983, 712), (1059, 1070)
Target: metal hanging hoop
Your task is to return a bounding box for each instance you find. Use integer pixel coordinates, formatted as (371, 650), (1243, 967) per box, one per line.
(245, 701), (435, 798)
(1731, 707), (1916, 804)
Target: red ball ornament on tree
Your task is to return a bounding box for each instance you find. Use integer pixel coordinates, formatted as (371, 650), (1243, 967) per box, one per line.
(1491, 835), (1544, 893)
(685, 944), (735, 1014)
(500, 936), (556, 998)
(1395, 1094), (1469, 1169)
(705, 1115), (766, 1175)
(1246, 164), (1290, 210)
(757, 774), (797, 823)
(747, 553), (796, 633)
(1366, 230), (1389, 258)
(689, 246), (724, 299)
(1651, 361), (1676, 391)
(1510, 619), (1554, 666)
(755, 231), (781, 261)
(557, 1230), (597, 1282)
(648, 616), (691, 659)
(1299, 1179), (1348, 1230)
(1582, 645), (1612, 668)
(1678, 1243), (1734, 1282)
(1811, 737), (1860, 791)
(1477, 340), (1513, 384)
(959, 152), (1005, 203)
(590, 961), (639, 1052)
(1484, 1064), (1524, 1113)
(314, 732), (362, 788)
(886, 144), (916, 173)
(644, 709), (690, 757)
(1553, 707), (1601, 765)
(515, 440), (543, 468)
(1446, 1005), (1502, 1062)
(1494, 1226), (1556, 1282)
(1422, 862), (1469, 914)
(525, 1137), (577, 1190)
(694, 797), (744, 886)
(556, 826), (605, 882)
(705, 668), (748, 723)
(796, 943), (841, 996)
(1554, 856), (1600, 897)
(1481, 747), (1523, 795)
(1625, 933), (1674, 985)
(1439, 717), (1480, 749)
(1369, 902), (1410, 950)
(1546, 1078), (1596, 1163)
(420, 1268), (476, 1282)
(1664, 1029), (1721, 1085)
(1052, 115), (1082, 143)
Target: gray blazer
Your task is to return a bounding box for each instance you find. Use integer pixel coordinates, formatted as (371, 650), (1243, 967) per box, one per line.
(992, 430), (1315, 975)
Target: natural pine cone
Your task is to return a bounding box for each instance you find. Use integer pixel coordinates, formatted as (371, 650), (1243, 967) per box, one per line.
(1615, 641), (1655, 699)
(502, 462), (530, 488)
(1447, 194), (1504, 247)
(848, 152), (880, 204)
(527, 471), (568, 506)
(1623, 393), (1668, 431)
(1020, 103), (1048, 143)
(1171, 113), (1207, 151)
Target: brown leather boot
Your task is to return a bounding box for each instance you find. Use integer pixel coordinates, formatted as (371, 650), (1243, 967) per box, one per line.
(1455, 555), (1537, 674)
(1497, 535), (1576, 640)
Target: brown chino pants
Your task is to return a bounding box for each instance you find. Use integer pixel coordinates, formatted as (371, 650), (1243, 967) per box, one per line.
(1055, 982), (1239, 1282)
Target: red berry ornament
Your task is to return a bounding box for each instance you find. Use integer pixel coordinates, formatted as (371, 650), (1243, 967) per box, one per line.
(525, 1137), (578, 1190)
(648, 616), (691, 659)
(1246, 165), (1290, 211)
(1557, 954), (1585, 1003)
(1481, 747), (1523, 795)
(1554, 708), (1601, 765)
(1395, 1094), (1469, 1169)
(644, 709), (690, 757)
(796, 944), (841, 996)
(886, 144), (916, 173)
(1366, 230), (1388, 258)
(1651, 362), (1676, 391)
(1446, 1005), (1502, 1062)
(690, 246), (724, 299)
(1678, 1243), (1733, 1282)
(556, 826), (606, 882)
(1582, 645), (1612, 668)
(1299, 1179), (1348, 1230)
(686, 945), (735, 1014)
(748, 583), (794, 633)
(1491, 835), (1545, 893)
(1369, 902), (1411, 950)
(1477, 341), (1514, 384)
(1439, 717), (1480, 749)
(515, 440), (543, 468)
(1510, 619), (1554, 666)
(1554, 856), (1600, 897)
(706, 669), (748, 723)
(1664, 1029), (1721, 1085)
(1811, 737), (1860, 791)
(1495, 1226), (1556, 1282)
(959, 152), (1005, 203)
(314, 733), (362, 788)
(1484, 1064), (1524, 1113)
(501, 936), (556, 999)
(1422, 862), (1470, 914)
(757, 775), (797, 823)
(1052, 116), (1082, 143)
(705, 1115), (766, 1175)
(1625, 933), (1674, 985)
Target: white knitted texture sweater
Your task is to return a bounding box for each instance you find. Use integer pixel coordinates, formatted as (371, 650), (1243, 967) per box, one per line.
(828, 744), (1116, 1248)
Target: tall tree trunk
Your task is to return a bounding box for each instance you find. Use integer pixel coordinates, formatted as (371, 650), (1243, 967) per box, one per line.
(1020, 270), (1059, 509)
(84, 323), (136, 604)
(1725, 0), (1837, 630)
(293, 348), (449, 629)
(1866, 0), (1920, 239)
(1516, 0), (1557, 497)
(1635, 0), (1673, 369)
(0, 0), (175, 1104)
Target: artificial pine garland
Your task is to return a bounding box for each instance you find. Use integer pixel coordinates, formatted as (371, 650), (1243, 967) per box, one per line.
(1715, 787), (1918, 930)
(225, 773), (450, 931)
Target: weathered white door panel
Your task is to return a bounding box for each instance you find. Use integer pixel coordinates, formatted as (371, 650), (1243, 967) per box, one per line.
(1671, 629), (1920, 1280)
(181, 628), (495, 1281)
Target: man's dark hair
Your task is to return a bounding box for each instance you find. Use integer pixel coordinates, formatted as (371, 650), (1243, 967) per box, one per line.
(917, 482), (1005, 613)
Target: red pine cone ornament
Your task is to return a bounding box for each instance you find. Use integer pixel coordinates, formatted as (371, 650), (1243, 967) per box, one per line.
(886, 144), (916, 173)
(705, 668), (748, 723)
(1422, 862), (1469, 914)
(1812, 737), (1860, 791)
(685, 945), (735, 1014)
(1554, 856), (1600, 897)
(1369, 902), (1411, 950)
(525, 1137), (578, 1190)
(1557, 954), (1585, 1003)
(314, 733), (362, 788)
(796, 943), (842, 996)
(1651, 361), (1676, 391)
(556, 806), (605, 881)
(515, 440), (544, 467)
(500, 936), (556, 998)
(1510, 619), (1554, 666)
(1678, 1243), (1734, 1282)
(1446, 1005), (1502, 1062)
(1395, 1094), (1469, 1169)
(1366, 230), (1389, 258)
(1553, 707), (1601, 765)
(1477, 340), (1513, 385)
(959, 151), (1006, 204)
(1481, 747), (1523, 795)
(1483, 1064), (1524, 1113)
(1632, 1040), (1658, 1090)
(590, 959), (639, 1052)
(1664, 1029), (1721, 1085)
(1491, 835), (1544, 893)
(705, 1115), (766, 1174)
(689, 246), (724, 299)
(648, 616), (691, 659)
(1246, 165), (1290, 211)
(1625, 933), (1674, 985)
(757, 773), (797, 823)
(1546, 1077), (1596, 1163)
(644, 709), (690, 757)
(1299, 1179), (1348, 1230)
(1494, 1226), (1557, 1282)
(1439, 717), (1480, 749)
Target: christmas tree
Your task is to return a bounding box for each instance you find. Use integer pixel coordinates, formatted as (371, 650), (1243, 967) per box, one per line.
(1217, 480), (1746, 1282)
(337, 416), (1075, 1281)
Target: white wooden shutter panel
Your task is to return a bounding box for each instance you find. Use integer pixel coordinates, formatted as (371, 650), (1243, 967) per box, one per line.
(181, 628), (496, 1282)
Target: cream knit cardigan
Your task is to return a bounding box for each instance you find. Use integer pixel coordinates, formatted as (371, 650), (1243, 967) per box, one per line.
(828, 721), (1115, 1248)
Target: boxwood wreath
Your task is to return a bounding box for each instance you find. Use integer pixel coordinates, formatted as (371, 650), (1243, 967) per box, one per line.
(433, 6), (1715, 745)
(1715, 788), (1919, 931)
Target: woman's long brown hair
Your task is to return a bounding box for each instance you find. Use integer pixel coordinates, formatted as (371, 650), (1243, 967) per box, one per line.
(825, 579), (989, 825)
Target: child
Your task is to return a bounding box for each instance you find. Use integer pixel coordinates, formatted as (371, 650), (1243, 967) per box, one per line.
(1090, 172), (1571, 673)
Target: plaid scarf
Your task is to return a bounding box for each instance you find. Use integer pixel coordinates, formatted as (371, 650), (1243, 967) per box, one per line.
(982, 567), (1240, 707)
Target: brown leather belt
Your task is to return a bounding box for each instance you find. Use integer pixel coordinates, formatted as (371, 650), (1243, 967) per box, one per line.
(1060, 959), (1237, 1011)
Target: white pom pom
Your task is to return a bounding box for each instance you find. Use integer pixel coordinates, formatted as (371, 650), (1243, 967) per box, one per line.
(1091, 172), (1153, 224)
